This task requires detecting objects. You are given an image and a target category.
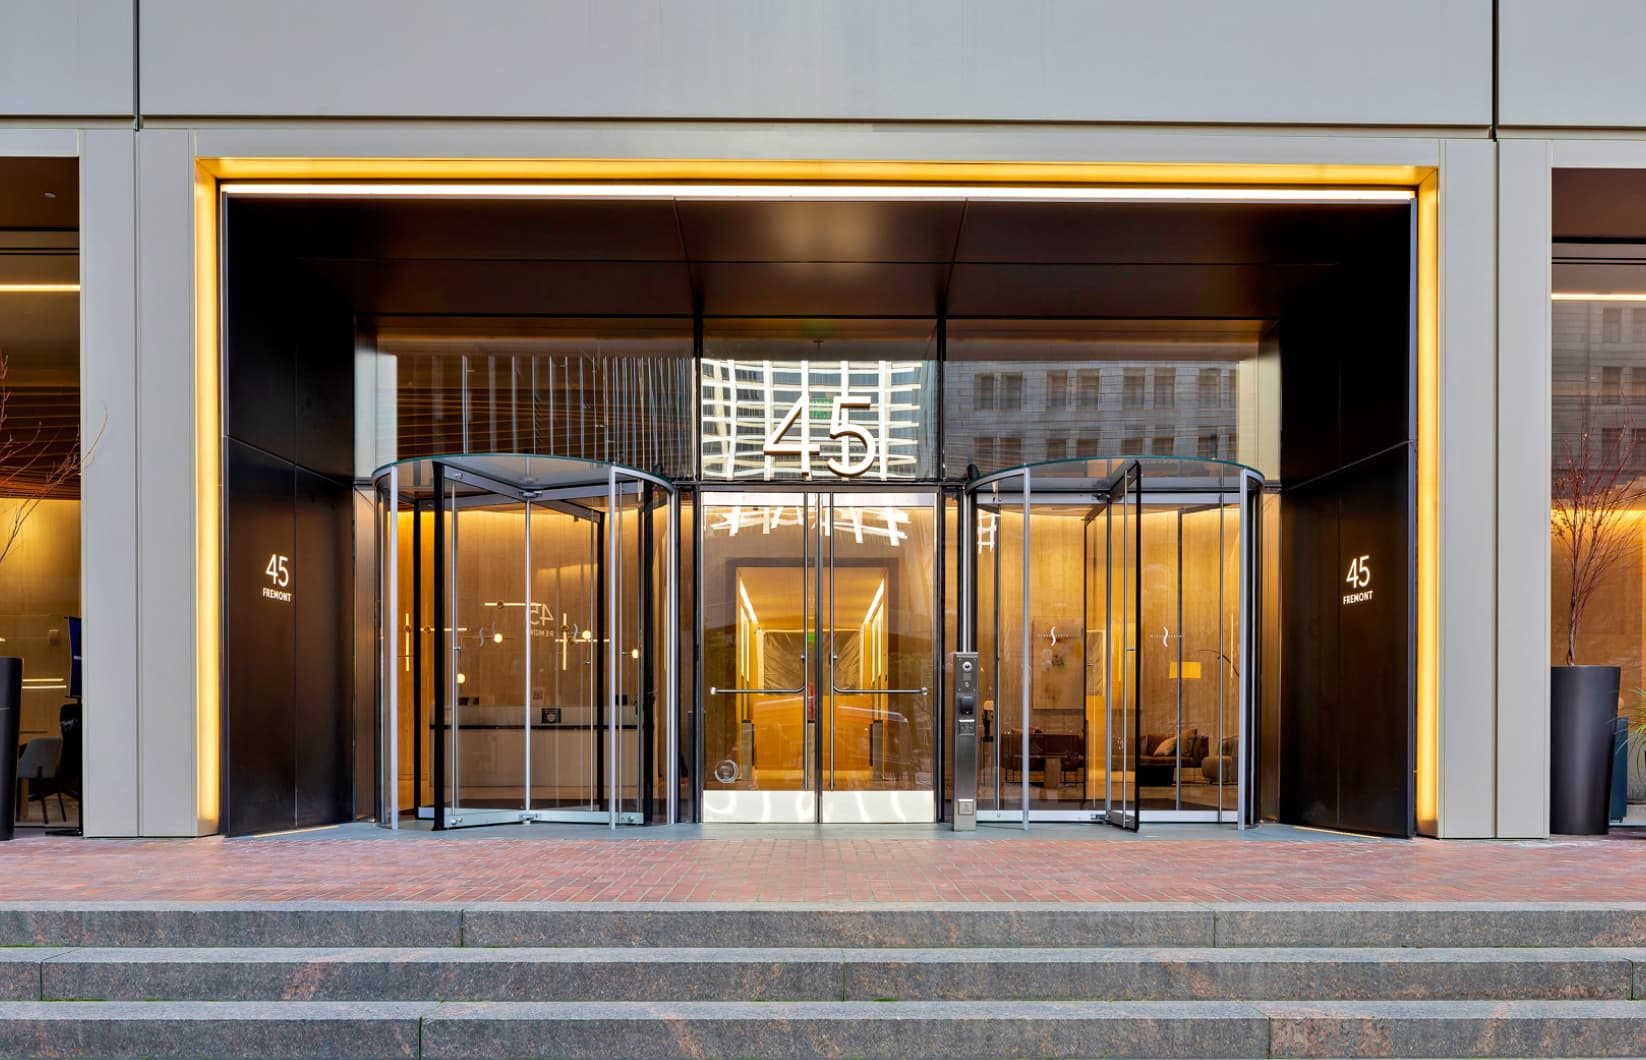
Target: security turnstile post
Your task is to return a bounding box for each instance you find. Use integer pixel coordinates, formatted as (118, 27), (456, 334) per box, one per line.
(952, 651), (979, 831)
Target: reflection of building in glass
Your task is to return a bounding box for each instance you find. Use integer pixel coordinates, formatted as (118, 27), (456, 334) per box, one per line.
(1551, 298), (1646, 780)
(1552, 299), (1646, 480)
(946, 360), (1245, 474)
(699, 359), (929, 481)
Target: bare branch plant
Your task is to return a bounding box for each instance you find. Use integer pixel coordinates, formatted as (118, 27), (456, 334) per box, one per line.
(1553, 400), (1646, 666)
(0, 354), (103, 573)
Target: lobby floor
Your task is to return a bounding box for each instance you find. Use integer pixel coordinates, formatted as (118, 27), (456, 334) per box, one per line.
(5, 822), (1646, 903)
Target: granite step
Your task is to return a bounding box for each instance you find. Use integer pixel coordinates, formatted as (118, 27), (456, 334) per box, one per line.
(5, 998), (1646, 1058)
(6, 900), (1646, 949)
(2, 945), (1641, 1002)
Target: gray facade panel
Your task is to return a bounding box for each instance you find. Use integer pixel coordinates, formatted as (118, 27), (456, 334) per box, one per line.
(136, 0), (1490, 126)
(0, 1), (134, 117)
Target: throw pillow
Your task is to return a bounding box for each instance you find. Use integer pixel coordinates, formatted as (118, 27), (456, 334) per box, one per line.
(1156, 735), (1179, 756)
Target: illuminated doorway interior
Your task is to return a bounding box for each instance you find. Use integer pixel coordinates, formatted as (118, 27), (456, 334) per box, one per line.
(700, 492), (939, 823)
(374, 455), (676, 829)
(970, 457), (1260, 827)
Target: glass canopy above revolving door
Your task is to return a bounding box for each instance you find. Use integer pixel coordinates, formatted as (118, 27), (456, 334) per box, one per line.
(966, 457), (1262, 829)
(373, 455), (677, 829)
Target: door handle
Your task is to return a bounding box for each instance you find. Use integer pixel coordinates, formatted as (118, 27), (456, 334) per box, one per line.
(830, 683), (928, 695)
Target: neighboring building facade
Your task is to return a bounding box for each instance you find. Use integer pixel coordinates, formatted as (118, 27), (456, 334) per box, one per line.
(0, 0), (1630, 839)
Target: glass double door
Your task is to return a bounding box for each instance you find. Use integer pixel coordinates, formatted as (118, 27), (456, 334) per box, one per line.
(701, 492), (938, 823)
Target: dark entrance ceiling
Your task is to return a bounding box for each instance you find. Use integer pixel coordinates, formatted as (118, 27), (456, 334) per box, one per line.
(229, 193), (1411, 320)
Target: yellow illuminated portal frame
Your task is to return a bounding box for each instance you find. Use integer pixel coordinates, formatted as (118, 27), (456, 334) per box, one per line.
(193, 157), (1439, 835)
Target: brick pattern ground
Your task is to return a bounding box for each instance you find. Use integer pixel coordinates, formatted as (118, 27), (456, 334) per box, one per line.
(3, 832), (1646, 903)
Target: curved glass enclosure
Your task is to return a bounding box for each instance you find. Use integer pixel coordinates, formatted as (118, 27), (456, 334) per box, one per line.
(965, 457), (1261, 828)
(373, 455), (677, 829)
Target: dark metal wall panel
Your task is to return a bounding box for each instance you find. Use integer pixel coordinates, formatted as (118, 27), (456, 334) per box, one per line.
(293, 467), (354, 826)
(294, 292), (356, 479)
(1276, 255), (1416, 837)
(223, 439), (297, 836)
(1278, 482), (1339, 828)
(1333, 447), (1415, 836)
(223, 210), (358, 835)
(223, 202), (296, 464)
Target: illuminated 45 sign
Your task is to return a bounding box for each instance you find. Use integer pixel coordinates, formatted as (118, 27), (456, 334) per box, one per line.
(762, 394), (878, 477)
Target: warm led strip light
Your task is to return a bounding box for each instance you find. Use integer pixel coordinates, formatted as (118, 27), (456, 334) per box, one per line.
(0, 283), (78, 293)
(221, 182), (1414, 204)
(1553, 292), (1646, 301)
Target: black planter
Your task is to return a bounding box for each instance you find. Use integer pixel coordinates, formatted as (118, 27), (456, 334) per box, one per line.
(0, 657), (19, 841)
(1551, 664), (1621, 835)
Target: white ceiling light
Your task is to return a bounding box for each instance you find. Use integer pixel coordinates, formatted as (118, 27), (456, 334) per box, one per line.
(222, 182), (1414, 205)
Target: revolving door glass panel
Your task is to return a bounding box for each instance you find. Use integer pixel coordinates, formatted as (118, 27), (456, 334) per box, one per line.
(968, 457), (1258, 826)
(375, 456), (674, 829)
(973, 465), (1140, 823)
(700, 492), (939, 823)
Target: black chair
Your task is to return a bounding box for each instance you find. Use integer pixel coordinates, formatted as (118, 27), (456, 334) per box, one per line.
(35, 703), (80, 832)
(15, 736), (62, 824)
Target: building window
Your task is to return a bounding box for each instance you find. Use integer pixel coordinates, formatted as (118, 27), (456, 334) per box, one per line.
(999, 436), (1023, 467)
(1633, 368), (1646, 406)
(999, 372), (1024, 411)
(1198, 433), (1219, 459)
(1122, 369), (1146, 409)
(1224, 368), (1237, 409)
(1077, 370), (1102, 409)
(975, 436), (996, 468)
(1076, 436), (1101, 457)
(1603, 427), (1624, 463)
(1198, 368), (1220, 408)
(1046, 370), (1069, 410)
(1634, 309), (1646, 343)
(1045, 437), (1067, 461)
(1121, 433), (1143, 456)
(1154, 367), (1176, 409)
(1603, 365), (1624, 405)
(1151, 434), (1175, 455)
(1634, 428), (1646, 469)
(1604, 307), (1623, 343)
(975, 373), (996, 411)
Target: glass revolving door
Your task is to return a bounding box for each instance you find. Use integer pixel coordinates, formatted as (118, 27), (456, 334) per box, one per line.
(375, 455), (676, 829)
(967, 457), (1260, 827)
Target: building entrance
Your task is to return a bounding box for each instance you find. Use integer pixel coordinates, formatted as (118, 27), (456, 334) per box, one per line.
(700, 491), (939, 823)
(374, 455), (676, 830)
(967, 457), (1260, 827)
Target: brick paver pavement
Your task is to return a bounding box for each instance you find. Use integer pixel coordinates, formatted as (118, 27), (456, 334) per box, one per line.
(3, 828), (1645, 903)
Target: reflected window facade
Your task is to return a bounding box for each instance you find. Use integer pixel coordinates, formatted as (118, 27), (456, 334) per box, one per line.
(944, 320), (1276, 479)
(699, 318), (938, 482)
(369, 317), (696, 478)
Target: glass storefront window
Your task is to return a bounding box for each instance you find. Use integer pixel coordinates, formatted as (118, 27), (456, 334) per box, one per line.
(0, 157), (81, 826)
(1551, 294), (1646, 692)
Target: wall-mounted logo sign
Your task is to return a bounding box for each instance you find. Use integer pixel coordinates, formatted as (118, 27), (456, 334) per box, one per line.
(1342, 554), (1373, 606)
(262, 552), (293, 603)
(699, 360), (931, 480)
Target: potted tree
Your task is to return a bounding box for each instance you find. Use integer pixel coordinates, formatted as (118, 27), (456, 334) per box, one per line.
(0, 354), (97, 839)
(1551, 402), (1646, 834)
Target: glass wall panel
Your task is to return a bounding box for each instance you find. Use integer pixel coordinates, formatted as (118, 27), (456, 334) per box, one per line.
(526, 497), (602, 813)
(945, 320), (1275, 480)
(700, 318), (938, 482)
(1550, 290), (1646, 798)
(370, 317), (696, 477)
(0, 190), (81, 826)
(975, 475), (1026, 816)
